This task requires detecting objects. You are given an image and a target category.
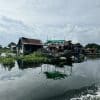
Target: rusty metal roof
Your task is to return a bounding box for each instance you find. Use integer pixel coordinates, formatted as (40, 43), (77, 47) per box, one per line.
(19, 37), (43, 45)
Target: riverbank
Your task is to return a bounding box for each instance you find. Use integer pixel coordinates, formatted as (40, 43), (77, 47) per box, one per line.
(0, 52), (51, 66)
(1, 51), (100, 67)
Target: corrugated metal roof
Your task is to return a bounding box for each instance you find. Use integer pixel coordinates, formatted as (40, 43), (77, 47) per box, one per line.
(19, 37), (43, 45)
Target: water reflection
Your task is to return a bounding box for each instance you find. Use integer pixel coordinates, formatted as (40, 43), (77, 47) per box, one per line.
(41, 64), (72, 80)
(50, 57), (73, 67)
(17, 60), (73, 80)
(0, 57), (86, 81)
(44, 71), (67, 80)
(0, 58), (100, 100)
(1, 62), (15, 71)
(17, 60), (42, 70)
(0, 56), (86, 71)
(50, 84), (98, 100)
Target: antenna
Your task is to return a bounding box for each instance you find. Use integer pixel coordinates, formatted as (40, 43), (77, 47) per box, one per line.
(64, 33), (66, 40)
(47, 35), (48, 41)
(54, 35), (55, 40)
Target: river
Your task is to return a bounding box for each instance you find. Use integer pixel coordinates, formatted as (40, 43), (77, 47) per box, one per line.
(0, 58), (100, 100)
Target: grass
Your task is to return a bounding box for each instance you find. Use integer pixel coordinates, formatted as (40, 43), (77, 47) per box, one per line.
(16, 52), (50, 64)
(0, 52), (71, 67)
(0, 48), (12, 53)
(0, 52), (50, 67)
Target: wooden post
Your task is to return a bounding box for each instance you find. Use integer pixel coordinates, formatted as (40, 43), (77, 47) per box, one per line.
(22, 44), (24, 54)
(16, 47), (19, 56)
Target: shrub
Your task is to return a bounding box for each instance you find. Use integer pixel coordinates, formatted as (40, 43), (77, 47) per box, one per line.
(0, 57), (15, 67)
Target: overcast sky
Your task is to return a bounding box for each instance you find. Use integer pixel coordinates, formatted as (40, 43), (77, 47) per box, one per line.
(0, 0), (100, 46)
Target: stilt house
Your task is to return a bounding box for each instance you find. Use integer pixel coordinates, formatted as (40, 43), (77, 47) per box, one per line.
(17, 37), (43, 54)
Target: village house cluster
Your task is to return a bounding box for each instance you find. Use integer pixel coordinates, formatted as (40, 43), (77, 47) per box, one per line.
(5, 37), (100, 56)
(7, 37), (80, 55)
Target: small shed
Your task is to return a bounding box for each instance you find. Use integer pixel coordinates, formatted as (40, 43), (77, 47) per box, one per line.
(8, 42), (16, 52)
(44, 40), (66, 53)
(17, 37), (43, 54)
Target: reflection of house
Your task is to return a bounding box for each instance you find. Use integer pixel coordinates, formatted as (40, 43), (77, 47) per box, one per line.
(8, 42), (16, 52)
(17, 37), (43, 54)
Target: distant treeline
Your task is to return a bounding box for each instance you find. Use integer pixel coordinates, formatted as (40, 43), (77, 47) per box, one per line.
(85, 43), (100, 49)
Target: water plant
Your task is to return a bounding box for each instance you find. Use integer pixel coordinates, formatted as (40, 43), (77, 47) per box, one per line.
(44, 71), (67, 80)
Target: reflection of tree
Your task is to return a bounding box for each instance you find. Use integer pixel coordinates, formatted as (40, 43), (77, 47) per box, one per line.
(17, 60), (41, 70)
(50, 57), (73, 67)
(2, 63), (15, 71)
(73, 57), (85, 63)
(42, 64), (72, 80)
(55, 61), (73, 67)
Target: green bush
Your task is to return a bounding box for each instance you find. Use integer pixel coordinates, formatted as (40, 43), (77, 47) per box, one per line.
(0, 52), (51, 66)
(17, 52), (49, 63)
(0, 57), (15, 66)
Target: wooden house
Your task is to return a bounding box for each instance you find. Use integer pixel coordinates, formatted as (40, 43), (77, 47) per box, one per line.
(17, 37), (43, 54)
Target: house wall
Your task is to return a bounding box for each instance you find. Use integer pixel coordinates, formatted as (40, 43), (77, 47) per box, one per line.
(24, 44), (42, 54)
(17, 44), (24, 55)
(17, 44), (43, 55)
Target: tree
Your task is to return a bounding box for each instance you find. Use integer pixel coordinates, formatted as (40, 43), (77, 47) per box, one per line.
(85, 43), (100, 49)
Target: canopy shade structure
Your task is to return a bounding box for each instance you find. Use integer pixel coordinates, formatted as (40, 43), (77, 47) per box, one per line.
(45, 40), (65, 44)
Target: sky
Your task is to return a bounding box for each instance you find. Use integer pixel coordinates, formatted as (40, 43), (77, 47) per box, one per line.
(0, 0), (100, 46)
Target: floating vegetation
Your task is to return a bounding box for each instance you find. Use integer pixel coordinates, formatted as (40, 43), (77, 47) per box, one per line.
(44, 71), (67, 80)
(64, 84), (98, 100)
(71, 95), (100, 100)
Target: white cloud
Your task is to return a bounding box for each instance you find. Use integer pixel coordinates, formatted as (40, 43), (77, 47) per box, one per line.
(0, 0), (100, 46)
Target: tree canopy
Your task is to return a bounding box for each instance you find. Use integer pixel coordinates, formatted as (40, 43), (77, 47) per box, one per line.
(85, 43), (100, 49)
